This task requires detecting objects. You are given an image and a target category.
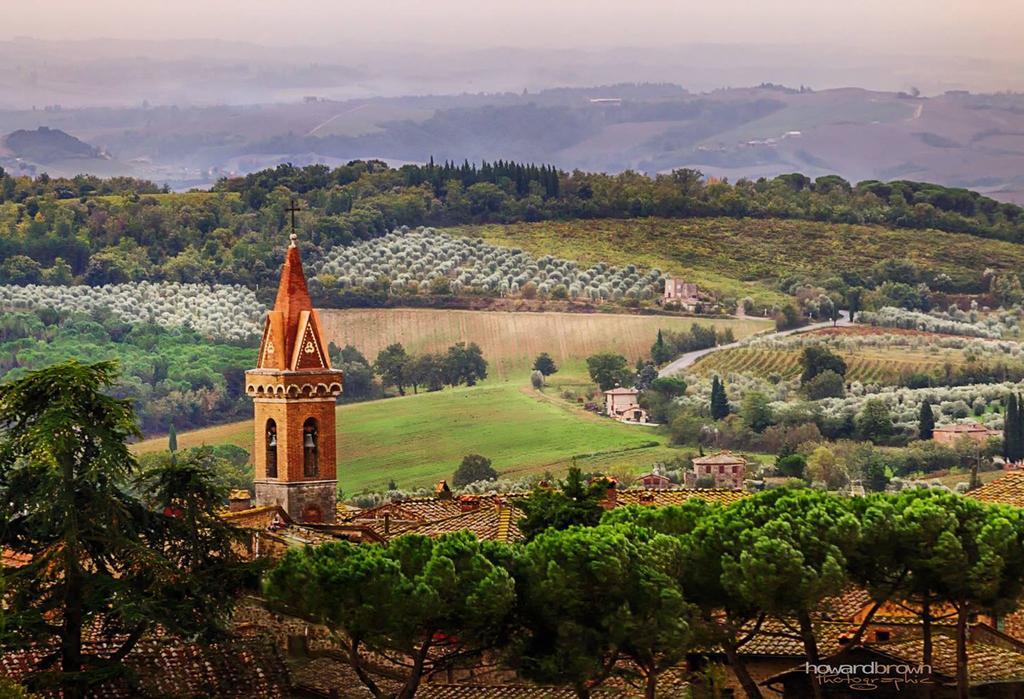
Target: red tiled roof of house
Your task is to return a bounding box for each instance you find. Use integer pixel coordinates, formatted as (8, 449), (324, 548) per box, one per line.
(221, 504), (291, 529)
(967, 471), (1024, 508)
(618, 488), (748, 506)
(343, 497), (467, 524)
(603, 387), (639, 395)
(935, 422), (997, 433)
(736, 619), (854, 657)
(691, 451), (748, 466)
(395, 501), (525, 544)
(0, 637), (289, 697)
(818, 586), (875, 622)
(883, 635), (1024, 683)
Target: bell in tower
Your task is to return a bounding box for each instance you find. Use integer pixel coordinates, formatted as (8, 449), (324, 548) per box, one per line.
(244, 202), (343, 524)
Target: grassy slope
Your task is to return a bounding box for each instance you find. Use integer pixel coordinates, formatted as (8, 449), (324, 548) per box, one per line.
(136, 309), (770, 492)
(450, 217), (1024, 304)
(135, 382), (673, 493)
(318, 308), (770, 381)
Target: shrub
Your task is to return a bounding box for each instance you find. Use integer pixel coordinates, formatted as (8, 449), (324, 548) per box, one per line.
(452, 454), (498, 487)
(803, 370), (846, 400)
(776, 453), (807, 479)
(530, 370), (544, 389)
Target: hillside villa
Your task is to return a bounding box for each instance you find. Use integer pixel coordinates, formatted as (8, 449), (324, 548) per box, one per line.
(661, 277), (700, 309)
(687, 450), (748, 489)
(603, 386), (650, 423)
(933, 422), (1001, 447)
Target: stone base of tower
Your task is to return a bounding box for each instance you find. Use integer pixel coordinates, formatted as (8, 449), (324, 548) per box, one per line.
(255, 479), (337, 524)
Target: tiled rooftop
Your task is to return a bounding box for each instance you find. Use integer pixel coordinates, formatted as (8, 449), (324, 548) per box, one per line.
(398, 501), (525, 543)
(691, 451), (748, 466)
(0, 637), (288, 698)
(967, 471), (1024, 508)
(617, 488), (747, 506)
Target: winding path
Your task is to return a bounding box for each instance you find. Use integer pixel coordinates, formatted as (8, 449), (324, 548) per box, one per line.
(658, 311), (851, 377)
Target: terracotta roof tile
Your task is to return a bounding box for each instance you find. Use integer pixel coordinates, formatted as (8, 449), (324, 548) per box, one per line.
(0, 637), (288, 697)
(397, 502), (525, 543)
(967, 472), (1024, 508)
(221, 504), (290, 528)
(617, 488), (747, 507)
(818, 586), (874, 622)
(603, 387), (639, 395)
(691, 451), (748, 466)
(935, 423), (996, 434)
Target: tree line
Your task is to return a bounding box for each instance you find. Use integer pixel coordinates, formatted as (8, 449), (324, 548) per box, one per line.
(2, 162), (1024, 294)
(341, 340), (489, 397)
(2, 361), (1022, 699)
(267, 469), (1024, 699)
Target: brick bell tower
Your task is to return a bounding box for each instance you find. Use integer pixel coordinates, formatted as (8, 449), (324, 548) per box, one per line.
(245, 221), (342, 524)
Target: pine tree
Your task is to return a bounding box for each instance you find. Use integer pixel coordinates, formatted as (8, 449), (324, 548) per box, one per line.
(918, 400), (935, 440)
(710, 375), (729, 421)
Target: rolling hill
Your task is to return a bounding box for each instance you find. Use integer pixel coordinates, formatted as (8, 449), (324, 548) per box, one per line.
(133, 382), (679, 493)
(5, 85), (1024, 200)
(452, 217), (1024, 304)
(132, 308), (768, 490)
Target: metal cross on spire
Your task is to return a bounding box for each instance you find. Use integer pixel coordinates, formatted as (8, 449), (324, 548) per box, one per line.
(286, 198), (301, 247)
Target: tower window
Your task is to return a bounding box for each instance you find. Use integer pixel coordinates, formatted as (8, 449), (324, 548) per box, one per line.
(266, 419), (278, 478)
(303, 417), (319, 477)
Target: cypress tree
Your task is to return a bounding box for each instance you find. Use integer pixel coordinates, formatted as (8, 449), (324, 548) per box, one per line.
(168, 423), (178, 453)
(1004, 394), (1019, 461)
(651, 329), (671, 365)
(710, 375), (729, 420)
(1016, 393), (1024, 462)
(918, 400), (935, 440)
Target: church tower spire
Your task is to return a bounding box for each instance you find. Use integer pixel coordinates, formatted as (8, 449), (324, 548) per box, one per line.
(245, 209), (342, 523)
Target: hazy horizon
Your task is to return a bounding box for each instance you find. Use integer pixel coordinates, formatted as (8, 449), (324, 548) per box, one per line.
(5, 0), (1024, 62)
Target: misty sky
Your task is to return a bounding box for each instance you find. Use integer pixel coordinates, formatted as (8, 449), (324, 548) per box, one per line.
(5, 0), (1023, 60)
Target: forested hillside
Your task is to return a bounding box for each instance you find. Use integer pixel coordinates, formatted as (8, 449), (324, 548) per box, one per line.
(1, 161), (1023, 297)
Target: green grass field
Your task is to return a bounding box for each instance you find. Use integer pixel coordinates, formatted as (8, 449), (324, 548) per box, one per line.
(450, 217), (1024, 305)
(135, 382), (678, 493)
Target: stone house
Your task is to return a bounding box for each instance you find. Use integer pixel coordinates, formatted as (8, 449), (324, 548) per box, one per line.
(662, 277), (699, 307)
(603, 386), (649, 423)
(636, 471), (673, 489)
(687, 451), (747, 489)
(933, 422), (1000, 447)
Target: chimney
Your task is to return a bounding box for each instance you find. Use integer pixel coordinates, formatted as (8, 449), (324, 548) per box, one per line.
(590, 477), (618, 509)
(435, 480), (453, 500)
(228, 489), (254, 512)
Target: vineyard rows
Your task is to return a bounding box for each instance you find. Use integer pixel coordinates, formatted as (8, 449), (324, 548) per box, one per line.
(693, 347), (958, 385)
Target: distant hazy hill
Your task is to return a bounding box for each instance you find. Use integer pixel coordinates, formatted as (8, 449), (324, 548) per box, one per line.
(4, 127), (100, 163)
(4, 86), (1024, 202)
